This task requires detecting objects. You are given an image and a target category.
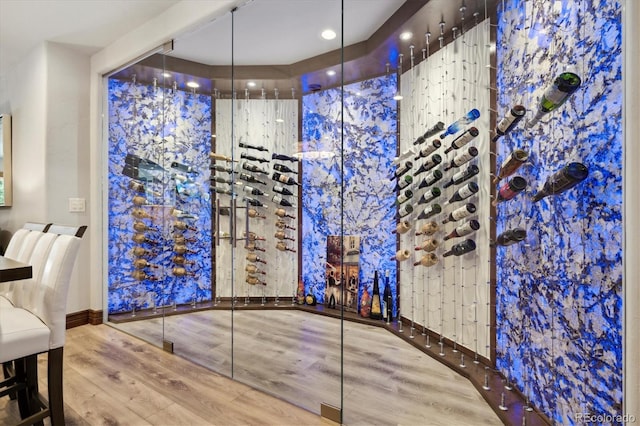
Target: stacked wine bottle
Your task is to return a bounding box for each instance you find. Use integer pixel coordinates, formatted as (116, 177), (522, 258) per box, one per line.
(129, 181), (161, 283)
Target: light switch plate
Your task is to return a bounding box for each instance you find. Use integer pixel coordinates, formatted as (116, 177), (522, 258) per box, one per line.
(68, 197), (86, 212)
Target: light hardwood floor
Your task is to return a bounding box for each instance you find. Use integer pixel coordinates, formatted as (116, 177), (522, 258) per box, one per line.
(0, 324), (326, 426)
(111, 310), (502, 425)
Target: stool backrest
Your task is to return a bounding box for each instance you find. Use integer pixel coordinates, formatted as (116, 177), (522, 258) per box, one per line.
(0, 229), (46, 304)
(11, 233), (58, 308)
(23, 234), (82, 349)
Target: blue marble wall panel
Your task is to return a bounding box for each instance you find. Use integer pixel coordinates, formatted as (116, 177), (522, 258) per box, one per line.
(107, 79), (213, 314)
(496, 1), (622, 423)
(301, 75), (398, 309)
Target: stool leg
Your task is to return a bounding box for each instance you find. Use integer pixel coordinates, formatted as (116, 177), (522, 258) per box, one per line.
(48, 347), (65, 426)
(25, 355), (44, 426)
(2, 361), (17, 400)
(14, 358), (33, 419)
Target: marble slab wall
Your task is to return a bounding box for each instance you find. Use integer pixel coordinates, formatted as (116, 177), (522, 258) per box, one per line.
(495, 0), (623, 422)
(301, 75), (398, 309)
(107, 79), (213, 314)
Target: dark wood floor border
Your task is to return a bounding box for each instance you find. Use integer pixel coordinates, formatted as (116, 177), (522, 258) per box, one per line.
(66, 309), (103, 329)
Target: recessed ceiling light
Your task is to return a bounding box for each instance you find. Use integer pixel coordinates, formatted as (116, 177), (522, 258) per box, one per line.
(393, 92), (404, 101)
(326, 70), (336, 76)
(247, 81), (257, 87)
(399, 31), (413, 41)
(162, 72), (171, 78)
(186, 81), (200, 88)
(321, 29), (337, 40)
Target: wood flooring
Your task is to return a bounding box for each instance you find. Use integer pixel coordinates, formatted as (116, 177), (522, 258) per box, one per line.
(110, 310), (502, 425)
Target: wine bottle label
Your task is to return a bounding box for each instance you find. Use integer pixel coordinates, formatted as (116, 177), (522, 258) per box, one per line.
(397, 191), (412, 204)
(394, 162), (412, 178)
(456, 220), (479, 237)
(451, 205), (473, 221)
(243, 186), (254, 193)
(419, 143), (438, 158)
(453, 148), (478, 167)
(423, 170), (440, 185)
(273, 195), (283, 204)
(452, 168), (468, 183)
(278, 174), (289, 184)
(452, 127), (479, 149)
(398, 204), (413, 217)
(397, 176), (412, 189)
(457, 184), (476, 200)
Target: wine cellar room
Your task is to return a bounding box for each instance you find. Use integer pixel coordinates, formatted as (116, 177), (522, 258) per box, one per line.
(100, 0), (628, 425)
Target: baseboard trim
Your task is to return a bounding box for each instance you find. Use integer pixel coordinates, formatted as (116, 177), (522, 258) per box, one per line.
(66, 309), (103, 329)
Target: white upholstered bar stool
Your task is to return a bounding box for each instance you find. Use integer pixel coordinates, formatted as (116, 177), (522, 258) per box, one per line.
(0, 226), (85, 425)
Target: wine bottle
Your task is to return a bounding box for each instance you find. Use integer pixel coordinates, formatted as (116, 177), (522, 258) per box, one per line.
(173, 244), (196, 255)
(414, 154), (442, 176)
(443, 239), (476, 257)
(272, 195), (294, 207)
(133, 258), (158, 269)
(275, 220), (296, 230)
(393, 189), (413, 206)
(417, 170), (443, 189)
(443, 146), (478, 171)
(170, 161), (198, 175)
(170, 208), (199, 219)
(274, 208), (296, 219)
(211, 164), (233, 174)
(360, 287), (371, 318)
(239, 173), (267, 186)
(132, 221), (158, 233)
(413, 253), (438, 267)
(172, 267), (195, 277)
(417, 187), (441, 205)
(440, 109), (481, 139)
(414, 139), (441, 160)
(275, 241), (296, 252)
(272, 153), (299, 163)
(273, 163), (298, 175)
(383, 271), (392, 321)
(246, 253), (267, 264)
(526, 72), (582, 128)
(274, 230), (295, 241)
(247, 208), (266, 219)
(417, 204), (442, 220)
(245, 264), (266, 275)
(443, 127), (479, 154)
(272, 184), (294, 196)
(531, 162), (589, 202)
(244, 232), (266, 241)
(173, 235), (196, 245)
(370, 271), (383, 320)
(212, 176), (233, 185)
(390, 161), (413, 181)
(272, 172), (299, 186)
(174, 221), (197, 231)
(132, 233), (159, 245)
(131, 246), (154, 257)
(245, 242), (265, 252)
(393, 221), (412, 235)
(217, 207), (231, 216)
(394, 175), (413, 191)
(131, 208), (153, 219)
(131, 270), (158, 281)
(492, 105), (526, 142)
(241, 153), (269, 163)
(239, 142), (268, 152)
(416, 221), (439, 236)
(391, 249), (411, 262)
(446, 182), (479, 204)
(415, 238), (439, 252)
(243, 185), (267, 196)
(132, 195), (149, 206)
(244, 197), (268, 208)
(442, 203), (476, 224)
(493, 176), (527, 206)
(246, 275), (267, 286)
(413, 122), (445, 144)
(128, 181), (161, 197)
(242, 162), (269, 175)
(210, 152), (234, 162)
(172, 255), (195, 265)
(397, 203), (413, 218)
(493, 228), (527, 246)
(211, 186), (235, 196)
(443, 219), (480, 241)
(494, 149), (529, 184)
(442, 165), (480, 189)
